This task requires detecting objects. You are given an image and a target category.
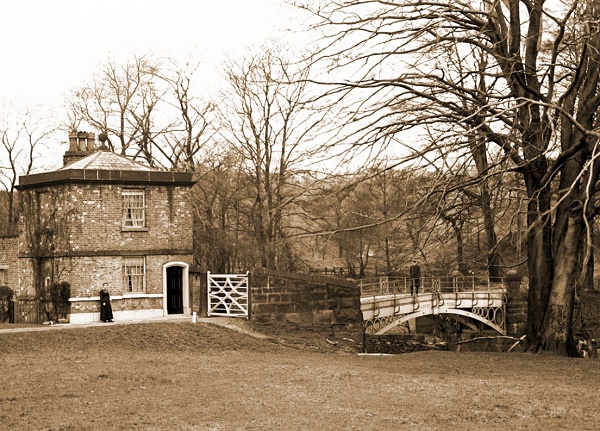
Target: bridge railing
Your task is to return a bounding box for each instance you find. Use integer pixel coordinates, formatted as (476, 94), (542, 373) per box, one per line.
(359, 276), (505, 296)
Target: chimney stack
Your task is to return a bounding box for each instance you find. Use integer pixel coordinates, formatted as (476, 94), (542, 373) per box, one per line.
(63, 131), (96, 166)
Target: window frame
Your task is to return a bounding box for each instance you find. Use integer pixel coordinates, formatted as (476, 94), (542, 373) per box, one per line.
(122, 257), (146, 294)
(121, 189), (147, 231)
(0, 265), (8, 287)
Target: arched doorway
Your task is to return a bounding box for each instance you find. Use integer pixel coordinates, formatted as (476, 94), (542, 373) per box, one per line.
(166, 266), (183, 314)
(162, 262), (190, 316)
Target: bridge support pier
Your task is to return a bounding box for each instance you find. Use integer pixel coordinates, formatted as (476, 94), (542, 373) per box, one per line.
(504, 271), (527, 336)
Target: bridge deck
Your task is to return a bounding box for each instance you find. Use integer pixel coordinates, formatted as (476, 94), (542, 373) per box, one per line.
(360, 290), (506, 320)
(358, 276), (509, 334)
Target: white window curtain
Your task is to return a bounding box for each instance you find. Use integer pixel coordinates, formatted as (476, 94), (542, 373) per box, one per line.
(122, 190), (145, 228)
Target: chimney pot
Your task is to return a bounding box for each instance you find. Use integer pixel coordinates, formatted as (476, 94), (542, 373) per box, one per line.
(68, 131), (78, 152)
(86, 132), (96, 151)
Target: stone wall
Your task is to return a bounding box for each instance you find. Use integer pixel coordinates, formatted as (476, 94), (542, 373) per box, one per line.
(364, 334), (448, 354)
(506, 298), (527, 336)
(364, 333), (528, 354)
(250, 268), (363, 335)
(504, 272), (527, 336)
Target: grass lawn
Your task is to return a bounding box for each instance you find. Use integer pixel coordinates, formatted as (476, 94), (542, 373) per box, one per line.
(1, 321), (599, 430)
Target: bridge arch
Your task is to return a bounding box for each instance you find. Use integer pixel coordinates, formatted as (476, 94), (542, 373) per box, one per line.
(374, 307), (505, 335)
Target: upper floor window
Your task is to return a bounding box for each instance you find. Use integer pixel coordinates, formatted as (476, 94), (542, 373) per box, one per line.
(122, 189), (145, 229)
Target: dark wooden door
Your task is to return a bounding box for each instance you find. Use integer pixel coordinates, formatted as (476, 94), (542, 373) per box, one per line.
(166, 266), (183, 314)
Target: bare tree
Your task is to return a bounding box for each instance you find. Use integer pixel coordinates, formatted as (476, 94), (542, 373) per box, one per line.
(68, 54), (170, 166)
(0, 105), (57, 233)
(301, 0), (600, 355)
(218, 44), (330, 269)
(160, 59), (216, 171)
(68, 55), (217, 171)
(299, 174), (355, 266)
(193, 150), (248, 272)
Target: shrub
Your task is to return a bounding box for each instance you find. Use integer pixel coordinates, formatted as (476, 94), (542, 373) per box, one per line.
(0, 285), (14, 301)
(36, 281), (71, 322)
(0, 286), (14, 323)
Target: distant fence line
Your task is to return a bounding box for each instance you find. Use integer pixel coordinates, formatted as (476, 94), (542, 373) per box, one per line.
(308, 266), (407, 276)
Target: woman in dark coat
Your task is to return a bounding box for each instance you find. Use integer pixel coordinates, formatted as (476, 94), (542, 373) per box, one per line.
(99, 284), (114, 322)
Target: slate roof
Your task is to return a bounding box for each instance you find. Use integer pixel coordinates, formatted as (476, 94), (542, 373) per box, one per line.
(58, 150), (154, 172)
(18, 149), (195, 188)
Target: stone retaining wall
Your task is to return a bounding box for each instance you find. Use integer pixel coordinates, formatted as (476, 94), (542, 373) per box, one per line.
(506, 298), (527, 336)
(364, 334), (448, 354)
(364, 333), (529, 354)
(250, 268), (363, 337)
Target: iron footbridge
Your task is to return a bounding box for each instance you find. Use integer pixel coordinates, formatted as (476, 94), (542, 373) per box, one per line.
(360, 277), (507, 335)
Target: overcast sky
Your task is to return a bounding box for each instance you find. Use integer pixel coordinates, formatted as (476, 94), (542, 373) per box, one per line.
(0, 0), (301, 104)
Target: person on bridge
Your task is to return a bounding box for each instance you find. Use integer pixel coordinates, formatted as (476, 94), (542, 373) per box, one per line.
(409, 259), (421, 295)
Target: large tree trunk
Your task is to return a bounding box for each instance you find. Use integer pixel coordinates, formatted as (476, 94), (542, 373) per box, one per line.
(524, 171), (554, 347)
(539, 200), (583, 355)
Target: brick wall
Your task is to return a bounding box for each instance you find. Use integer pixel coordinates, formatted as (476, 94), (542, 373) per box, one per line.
(0, 234), (18, 292)
(36, 254), (192, 298)
(16, 179), (194, 291)
(250, 268), (363, 336)
(20, 183), (193, 254)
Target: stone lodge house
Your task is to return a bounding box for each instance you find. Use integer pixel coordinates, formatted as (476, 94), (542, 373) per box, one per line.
(0, 131), (197, 323)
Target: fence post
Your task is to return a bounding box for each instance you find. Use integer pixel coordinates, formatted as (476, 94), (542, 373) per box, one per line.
(199, 272), (208, 317)
(247, 271), (252, 321)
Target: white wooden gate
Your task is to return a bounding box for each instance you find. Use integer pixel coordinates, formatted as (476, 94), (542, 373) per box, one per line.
(207, 271), (249, 317)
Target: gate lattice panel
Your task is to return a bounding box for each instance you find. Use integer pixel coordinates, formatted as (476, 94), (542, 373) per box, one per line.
(207, 272), (249, 317)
